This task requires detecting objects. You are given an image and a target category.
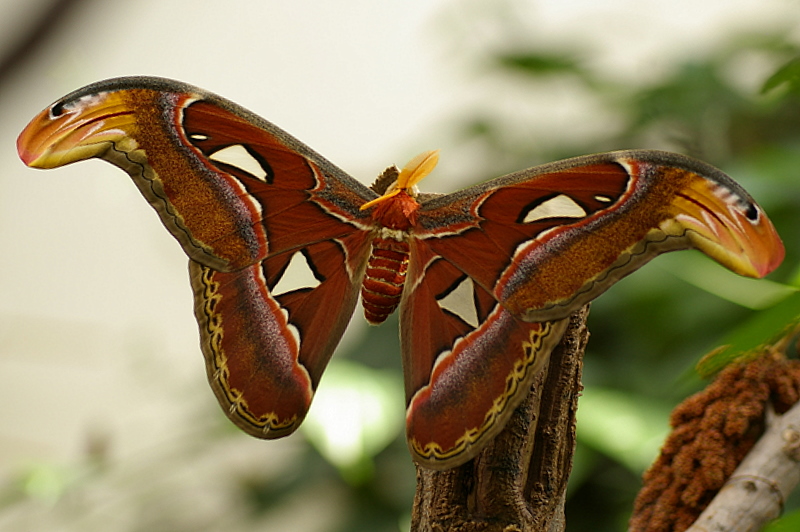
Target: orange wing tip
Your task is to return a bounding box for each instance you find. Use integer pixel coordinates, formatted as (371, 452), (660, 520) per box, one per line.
(669, 180), (785, 278)
(17, 91), (135, 169)
(683, 221), (785, 279)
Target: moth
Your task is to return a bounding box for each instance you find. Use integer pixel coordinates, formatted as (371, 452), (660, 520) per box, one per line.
(17, 77), (784, 469)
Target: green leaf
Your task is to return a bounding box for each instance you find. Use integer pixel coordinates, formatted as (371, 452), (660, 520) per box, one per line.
(762, 57), (800, 94)
(762, 508), (800, 532)
(696, 291), (800, 378)
(657, 252), (795, 310)
(496, 52), (582, 75)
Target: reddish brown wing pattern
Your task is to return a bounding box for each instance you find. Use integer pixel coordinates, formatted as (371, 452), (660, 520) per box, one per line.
(18, 77), (785, 470)
(399, 151), (783, 468)
(413, 153), (783, 322)
(17, 77), (379, 440)
(191, 232), (372, 438)
(17, 77), (378, 270)
(400, 248), (568, 467)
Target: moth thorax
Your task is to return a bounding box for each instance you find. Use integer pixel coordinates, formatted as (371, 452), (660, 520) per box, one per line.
(361, 237), (410, 325)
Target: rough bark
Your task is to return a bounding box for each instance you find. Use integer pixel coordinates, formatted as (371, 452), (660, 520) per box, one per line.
(411, 306), (590, 532)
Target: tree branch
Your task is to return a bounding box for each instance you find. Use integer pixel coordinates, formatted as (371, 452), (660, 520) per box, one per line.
(630, 338), (800, 532)
(685, 400), (800, 532)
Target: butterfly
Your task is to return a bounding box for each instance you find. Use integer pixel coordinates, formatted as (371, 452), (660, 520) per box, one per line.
(17, 76), (784, 470)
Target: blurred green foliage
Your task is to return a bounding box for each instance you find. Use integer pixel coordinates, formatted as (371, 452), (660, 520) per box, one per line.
(764, 507), (800, 532)
(6, 11), (800, 532)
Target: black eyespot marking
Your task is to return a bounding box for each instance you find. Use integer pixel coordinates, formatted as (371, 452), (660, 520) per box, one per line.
(744, 202), (759, 222)
(50, 100), (67, 118)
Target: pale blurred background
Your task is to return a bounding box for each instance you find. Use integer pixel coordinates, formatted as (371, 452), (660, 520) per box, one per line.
(0, 1), (798, 531)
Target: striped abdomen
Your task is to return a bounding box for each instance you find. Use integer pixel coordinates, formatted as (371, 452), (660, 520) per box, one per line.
(361, 237), (410, 325)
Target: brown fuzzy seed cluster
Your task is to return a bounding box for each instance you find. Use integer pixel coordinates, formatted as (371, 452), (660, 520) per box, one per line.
(629, 351), (800, 532)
